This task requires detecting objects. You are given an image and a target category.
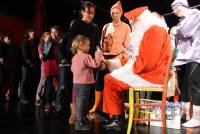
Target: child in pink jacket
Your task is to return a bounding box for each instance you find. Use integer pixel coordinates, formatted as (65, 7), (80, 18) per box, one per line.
(71, 35), (103, 130)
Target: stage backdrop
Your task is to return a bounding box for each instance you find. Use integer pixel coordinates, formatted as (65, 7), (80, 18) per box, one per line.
(0, 15), (30, 45)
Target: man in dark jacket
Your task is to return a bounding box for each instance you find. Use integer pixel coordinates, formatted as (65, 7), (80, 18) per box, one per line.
(20, 29), (40, 104)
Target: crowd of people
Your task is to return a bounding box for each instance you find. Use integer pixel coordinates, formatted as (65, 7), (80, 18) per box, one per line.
(0, 0), (200, 131)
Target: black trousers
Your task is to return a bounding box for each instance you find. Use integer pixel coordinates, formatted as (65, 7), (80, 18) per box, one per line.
(0, 65), (3, 100)
(21, 66), (33, 101)
(176, 62), (200, 105)
(0, 65), (3, 91)
(21, 66), (40, 102)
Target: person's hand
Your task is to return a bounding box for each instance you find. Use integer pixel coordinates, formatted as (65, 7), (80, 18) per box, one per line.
(104, 60), (115, 72)
(30, 63), (37, 68)
(104, 60), (111, 68)
(44, 35), (51, 43)
(0, 58), (4, 64)
(170, 26), (177, 36)
(104, 59), (122, 72)
(95, 48), (104, 60)
(100, 62), (107, 70)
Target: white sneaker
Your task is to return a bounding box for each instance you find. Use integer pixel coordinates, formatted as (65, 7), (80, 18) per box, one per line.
(182, 118), (200, 128)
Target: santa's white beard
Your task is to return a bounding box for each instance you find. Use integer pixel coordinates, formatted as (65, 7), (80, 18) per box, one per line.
(127, 10), (169, 59)
(110, 10), (168, 87)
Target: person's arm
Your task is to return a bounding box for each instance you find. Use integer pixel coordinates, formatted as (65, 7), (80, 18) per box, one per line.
(123, 25), (131, 48)
(100, 24), (108, 49)
(38, 44), (43, 60)
(58, 39), (68, 61)
(70, 20), (80, 37)
(42, 42), (52, 61)
(133, 26), (165, 74)
(93, 24), (101, 48)
(0, 43), (4, 64)
(84, 52), (102, 68)
(176, 10), (200, 38)
(65, 33), (73, 63)
(68, 20), (80, 54)
(21, 40), (32, 67)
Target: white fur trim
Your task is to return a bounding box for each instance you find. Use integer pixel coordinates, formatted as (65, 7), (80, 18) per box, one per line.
(111, 60), (161, 87)
(107, 59), (122, 72)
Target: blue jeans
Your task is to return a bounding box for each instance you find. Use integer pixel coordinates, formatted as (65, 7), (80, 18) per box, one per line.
(74, 84), (91, 122)
(36, 64), (46, 101)
(55, 66), (72, 111)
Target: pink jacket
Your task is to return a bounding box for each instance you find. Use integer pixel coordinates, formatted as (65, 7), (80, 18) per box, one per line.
(71, 52), (102, 84)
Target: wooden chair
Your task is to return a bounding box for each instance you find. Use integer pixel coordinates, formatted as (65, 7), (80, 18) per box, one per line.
(127, 51), (173, 134)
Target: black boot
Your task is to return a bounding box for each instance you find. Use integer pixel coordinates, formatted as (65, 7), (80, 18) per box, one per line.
(20, 96), (29, 104)
(103, 115), (126, 131)
(75, 118), (92, 131)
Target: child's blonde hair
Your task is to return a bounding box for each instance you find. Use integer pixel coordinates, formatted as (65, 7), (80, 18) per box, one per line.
(71, 35), (90, 54)
(40, 32), (50, 45)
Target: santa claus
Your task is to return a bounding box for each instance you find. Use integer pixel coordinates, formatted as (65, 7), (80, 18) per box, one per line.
(103, 4), (173, 131)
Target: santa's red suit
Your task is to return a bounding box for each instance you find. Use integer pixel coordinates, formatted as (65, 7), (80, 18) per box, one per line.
(103, 7), (173, 116)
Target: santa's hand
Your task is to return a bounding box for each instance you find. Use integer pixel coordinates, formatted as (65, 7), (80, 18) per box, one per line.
(105, 59), (122, 72)
(104, 60), (111, 67)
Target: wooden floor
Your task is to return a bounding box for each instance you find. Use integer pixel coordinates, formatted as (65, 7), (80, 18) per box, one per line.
(0, 100), (200, 134)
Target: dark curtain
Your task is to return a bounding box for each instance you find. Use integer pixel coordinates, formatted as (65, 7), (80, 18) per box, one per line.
(0, 15), (30, 44)
(33, 0), (46, 38)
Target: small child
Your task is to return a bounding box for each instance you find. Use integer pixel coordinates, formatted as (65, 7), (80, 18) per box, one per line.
(35, 32), (50, 106)
(71, 35), (103, 130)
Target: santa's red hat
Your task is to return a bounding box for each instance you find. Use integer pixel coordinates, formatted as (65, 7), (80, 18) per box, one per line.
(111, 1), (123, 13)
(124, 6), (148, 20)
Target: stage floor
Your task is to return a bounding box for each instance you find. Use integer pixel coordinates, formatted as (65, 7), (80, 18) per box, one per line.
(0, 101), (200, 134)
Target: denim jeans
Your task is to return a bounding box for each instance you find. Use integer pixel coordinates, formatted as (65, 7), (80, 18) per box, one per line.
(36, 64), (46, 101)
(74, 84), (91, 122)
(55, 66), (72, 110)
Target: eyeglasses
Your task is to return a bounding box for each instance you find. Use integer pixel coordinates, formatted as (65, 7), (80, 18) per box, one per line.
(83, 9), (95, 15)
